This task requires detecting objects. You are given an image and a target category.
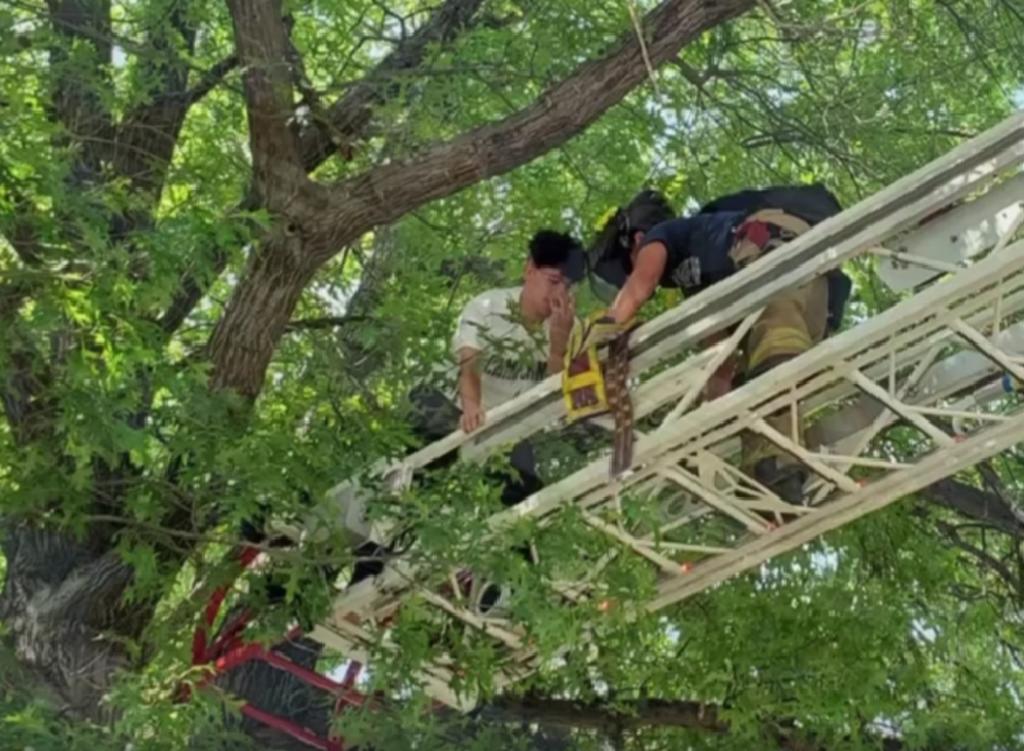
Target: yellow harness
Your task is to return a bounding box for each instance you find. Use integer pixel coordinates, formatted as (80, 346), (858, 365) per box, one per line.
(561, 311), (636, 476)
(561, 311), (611, 420)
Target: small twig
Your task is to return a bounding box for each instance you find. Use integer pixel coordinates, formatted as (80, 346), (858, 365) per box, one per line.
(81, 513), (366, 568)
(937, 519), (1020, 595)
(184, 54), (239, 105)
(285, 314), (369, 332)
(756, 0), (781, 23)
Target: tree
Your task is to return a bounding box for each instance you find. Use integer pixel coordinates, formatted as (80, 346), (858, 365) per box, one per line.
(2, 0), (1024, 749)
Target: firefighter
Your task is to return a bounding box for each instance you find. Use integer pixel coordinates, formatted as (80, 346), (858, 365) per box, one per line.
(585, 184), (852, 503)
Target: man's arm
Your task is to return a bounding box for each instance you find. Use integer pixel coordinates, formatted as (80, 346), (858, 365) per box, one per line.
(547, 339), (568, 375)
(457, 346), (486, 433)
(547, 285), (575, 374)
(609, 241), (667, 323)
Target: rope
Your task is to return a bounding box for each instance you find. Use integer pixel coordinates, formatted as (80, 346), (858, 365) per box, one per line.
(626, 0), (660, 96)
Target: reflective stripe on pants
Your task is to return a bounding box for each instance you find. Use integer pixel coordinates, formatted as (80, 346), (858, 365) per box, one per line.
(728, 211), (828, 471)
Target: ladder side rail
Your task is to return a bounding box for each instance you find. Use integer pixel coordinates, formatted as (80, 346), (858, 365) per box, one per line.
(327, 239), (1024, 624)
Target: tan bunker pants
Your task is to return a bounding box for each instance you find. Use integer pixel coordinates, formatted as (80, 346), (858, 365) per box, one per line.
(727, 209), (829, 477)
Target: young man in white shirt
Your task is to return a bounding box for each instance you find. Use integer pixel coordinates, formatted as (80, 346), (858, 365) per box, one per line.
(449, 230), (585, 612)
(354, 231), (585, 593)
(453, 229), (583, 435)
(407, 230), (584, 503)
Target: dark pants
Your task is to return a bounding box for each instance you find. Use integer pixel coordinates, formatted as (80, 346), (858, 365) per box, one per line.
(407, 384), (543, 505)
(348, 386), (543, 585)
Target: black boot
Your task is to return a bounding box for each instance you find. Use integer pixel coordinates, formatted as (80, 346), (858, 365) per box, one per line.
(348, 541), (387, 586)
(474, 582), (509, 615)
(753, 458), (806, 506)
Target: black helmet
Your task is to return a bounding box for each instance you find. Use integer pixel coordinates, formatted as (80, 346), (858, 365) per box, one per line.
(587, 190), (675, 291)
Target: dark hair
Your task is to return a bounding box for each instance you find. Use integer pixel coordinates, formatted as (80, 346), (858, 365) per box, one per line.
(588, 190), (675, 286)
(528, 229), (585, 281)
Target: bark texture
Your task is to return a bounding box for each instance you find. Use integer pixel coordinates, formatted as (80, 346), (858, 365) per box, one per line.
(0, 0), (754, 745)
(209, 0), (755, 398)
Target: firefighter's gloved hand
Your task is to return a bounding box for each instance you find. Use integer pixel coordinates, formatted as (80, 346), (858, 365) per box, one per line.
(568, 310), (633, 361)
(562, 310), (633, 422)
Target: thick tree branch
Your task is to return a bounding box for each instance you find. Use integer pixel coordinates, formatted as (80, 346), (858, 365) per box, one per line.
(157, 0), (483, 343)
(46, 0), (115, 183)
(297, 0), (487, 171)
(919, 477), (1024, 537)
(112, 2), (199, 198)
(113, 15), (238, 202)
(315, 0), (753, 251)
(186, 54), (240, 105)
(207, 0), (753, 398)
(207, 229), (321, 396)
(226, 0), (309, 210)
(485, 696), (837, 751)
(159, 2), (303, 339)
(486, 696), (728, 735)
(285, 314), (368, 332)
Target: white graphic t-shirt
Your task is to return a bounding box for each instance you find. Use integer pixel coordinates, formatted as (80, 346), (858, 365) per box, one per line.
(451, 287), (550, 412)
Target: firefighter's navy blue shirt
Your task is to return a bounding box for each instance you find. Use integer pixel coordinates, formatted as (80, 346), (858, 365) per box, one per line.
(640, 210), (745, 294)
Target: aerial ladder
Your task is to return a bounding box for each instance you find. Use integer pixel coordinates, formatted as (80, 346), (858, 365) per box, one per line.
(194, 110), (1024, 746)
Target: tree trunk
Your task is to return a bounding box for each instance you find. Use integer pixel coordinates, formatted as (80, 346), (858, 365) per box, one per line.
(0, 525), (133, 719)
(208, 229), (323, 398)
(0, 0), (755, 745)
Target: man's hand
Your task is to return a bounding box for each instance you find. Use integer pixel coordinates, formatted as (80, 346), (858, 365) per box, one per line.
(546, 285), (576, 374)
(702, 357), (737, 402)
(571, 310), (633, 359)
(457, 347), (485, 432)
(549, 285), (576, 346)
(703, 373), (733, 401)
(460, 401), (486, 433)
